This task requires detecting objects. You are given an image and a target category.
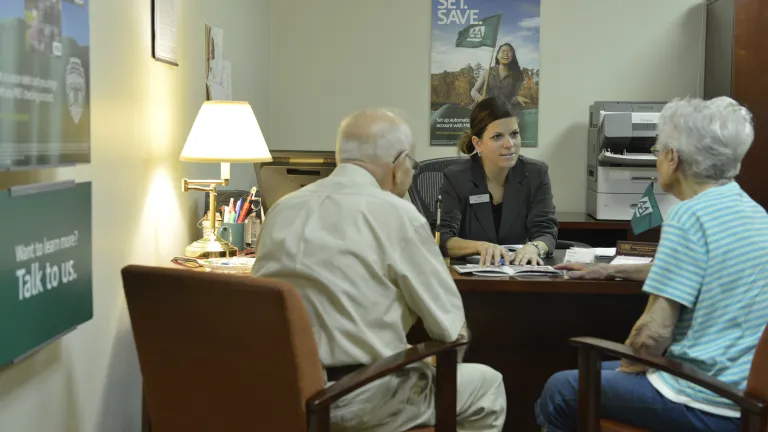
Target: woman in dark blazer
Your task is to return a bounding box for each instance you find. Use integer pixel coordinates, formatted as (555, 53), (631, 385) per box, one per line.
(436, 96), (558, 266)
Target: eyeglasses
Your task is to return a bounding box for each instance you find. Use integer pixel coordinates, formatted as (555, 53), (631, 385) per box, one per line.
(171, 256), (204, 268)
(650, 146), (659, 157)
(393, 151), (422, 173)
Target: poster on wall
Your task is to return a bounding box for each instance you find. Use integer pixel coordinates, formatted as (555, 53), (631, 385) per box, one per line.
(430, 0), (541, 148)
(0, 0), (90, 170)
(0, 181), (92, 366)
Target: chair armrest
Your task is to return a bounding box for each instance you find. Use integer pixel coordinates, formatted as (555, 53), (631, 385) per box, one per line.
(307, 339), (467, 412)
(570, 337), (767, 414)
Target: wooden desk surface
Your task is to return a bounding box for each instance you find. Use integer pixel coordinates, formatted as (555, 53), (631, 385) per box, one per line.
(411, 252), (647, 431)
(453, 270), (643, 295)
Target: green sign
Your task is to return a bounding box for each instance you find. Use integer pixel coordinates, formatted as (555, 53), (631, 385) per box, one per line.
(0, 181), (92, 366)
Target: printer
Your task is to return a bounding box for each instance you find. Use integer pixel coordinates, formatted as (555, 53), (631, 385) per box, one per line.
(586, 101), (679, 220)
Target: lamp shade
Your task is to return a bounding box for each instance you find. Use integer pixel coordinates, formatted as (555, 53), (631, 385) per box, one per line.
(180, 101), (272, 162)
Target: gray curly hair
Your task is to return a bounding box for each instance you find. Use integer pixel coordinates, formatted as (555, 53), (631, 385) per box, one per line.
(656, 97), (754, 182)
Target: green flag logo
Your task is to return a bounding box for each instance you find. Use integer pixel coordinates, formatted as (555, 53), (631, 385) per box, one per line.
(467, 26), (485, 42)
(455, 14), (502, 49)
(631, 182), (663, 235)
(635, 197), (653, 217)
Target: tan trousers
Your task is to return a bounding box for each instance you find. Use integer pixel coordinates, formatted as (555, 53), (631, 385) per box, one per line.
(329, 362), (507, 432)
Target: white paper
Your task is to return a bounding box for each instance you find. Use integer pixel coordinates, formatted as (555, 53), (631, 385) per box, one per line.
(207, 60), (232, 100)
(207, 26), (224, 85)
(593, 247), (617, 257)
(610, 255), (653, 265)
(564, 248), (596, 264)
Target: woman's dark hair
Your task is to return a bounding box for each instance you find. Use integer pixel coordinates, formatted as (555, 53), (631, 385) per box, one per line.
(457, 96), (517, 155)
(494, 43), (522, 81)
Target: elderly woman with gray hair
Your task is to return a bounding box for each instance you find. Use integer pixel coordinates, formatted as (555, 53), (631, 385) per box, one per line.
(536, 97), (768, 432)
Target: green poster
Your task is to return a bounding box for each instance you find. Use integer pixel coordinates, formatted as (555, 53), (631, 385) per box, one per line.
(430, 0), (541, 148)
(0, 0), (91, 169)
(0, 181), (92, 366)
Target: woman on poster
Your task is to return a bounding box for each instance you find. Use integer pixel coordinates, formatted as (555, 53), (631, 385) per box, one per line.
(471, 43), (527, 107)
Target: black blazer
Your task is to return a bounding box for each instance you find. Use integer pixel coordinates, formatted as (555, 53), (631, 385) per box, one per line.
(433, 154), (558, 255)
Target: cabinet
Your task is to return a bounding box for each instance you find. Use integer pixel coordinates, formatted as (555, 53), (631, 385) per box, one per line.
(705, 0), (768, 208)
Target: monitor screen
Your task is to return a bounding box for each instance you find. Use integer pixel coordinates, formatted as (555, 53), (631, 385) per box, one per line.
(254, 150), (336, 212)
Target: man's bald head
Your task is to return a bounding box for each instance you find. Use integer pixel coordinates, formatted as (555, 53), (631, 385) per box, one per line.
(336, 108), (413, 166)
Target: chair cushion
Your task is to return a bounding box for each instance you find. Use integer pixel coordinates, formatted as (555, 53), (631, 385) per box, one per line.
(601, 419), (649, 432)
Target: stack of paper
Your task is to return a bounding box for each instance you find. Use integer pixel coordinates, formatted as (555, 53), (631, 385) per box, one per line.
(593, 247), (616, 257)
(610, 255), (653, 265)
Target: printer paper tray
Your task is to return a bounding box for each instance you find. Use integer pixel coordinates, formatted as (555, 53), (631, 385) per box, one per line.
(598, 151), (657, 167)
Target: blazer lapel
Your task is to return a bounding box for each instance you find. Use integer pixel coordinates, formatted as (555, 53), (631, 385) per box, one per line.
(498, 160), (527, 240)
(469, 156), (497, 243)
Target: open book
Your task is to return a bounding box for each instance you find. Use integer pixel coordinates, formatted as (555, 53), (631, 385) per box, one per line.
(452, 264), (563, 277)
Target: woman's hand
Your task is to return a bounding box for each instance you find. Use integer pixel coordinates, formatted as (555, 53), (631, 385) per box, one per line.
(617, 360), (648, 374)
(511, 244), (543, 266)
(475, 242), (512, 267)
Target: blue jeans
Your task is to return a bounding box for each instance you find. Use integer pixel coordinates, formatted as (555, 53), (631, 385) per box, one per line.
(535, 361), (740, 432)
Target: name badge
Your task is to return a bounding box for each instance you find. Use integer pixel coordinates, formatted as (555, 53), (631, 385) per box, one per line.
(469, 194), (490, 204)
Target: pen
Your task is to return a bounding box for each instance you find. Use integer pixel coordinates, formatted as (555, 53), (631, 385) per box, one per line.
(435, 195), (442, 246)
(234, 198), (242, 222)
(227, 198), (236, 223)
(237, 187), (258, 223)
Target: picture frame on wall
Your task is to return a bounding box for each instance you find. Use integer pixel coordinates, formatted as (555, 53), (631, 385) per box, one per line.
(151, 0), (179, 66)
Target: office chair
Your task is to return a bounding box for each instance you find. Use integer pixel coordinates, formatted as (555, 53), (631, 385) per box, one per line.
(570, 325), (768, 432)
(122, 265), (465, 432)
(409, 156), (466, 223)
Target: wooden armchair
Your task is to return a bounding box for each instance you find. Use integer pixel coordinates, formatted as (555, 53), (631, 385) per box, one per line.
(570, 326), (768, 432)
(121, 265), (465, 432)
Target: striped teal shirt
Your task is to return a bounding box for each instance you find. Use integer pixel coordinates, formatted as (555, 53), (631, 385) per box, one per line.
(643, 182), (768, 417)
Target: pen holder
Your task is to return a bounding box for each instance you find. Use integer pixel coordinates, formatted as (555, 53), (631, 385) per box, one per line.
(217, 222), (246, 251)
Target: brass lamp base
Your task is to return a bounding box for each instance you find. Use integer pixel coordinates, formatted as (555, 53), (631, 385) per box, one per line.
(184, 234), (238, 259)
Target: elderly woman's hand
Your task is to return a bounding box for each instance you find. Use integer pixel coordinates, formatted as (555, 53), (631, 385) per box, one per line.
(511, 244), (543, 266)
(554, 262), (614, 280)
(617, 359), (649, 374)
(475, 242), (513, 266)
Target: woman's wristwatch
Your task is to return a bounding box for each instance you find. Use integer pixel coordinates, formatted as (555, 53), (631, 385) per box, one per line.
(526, 241), (546, 258)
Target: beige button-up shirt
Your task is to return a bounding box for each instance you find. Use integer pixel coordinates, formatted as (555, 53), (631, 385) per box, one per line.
(251, 163), (466, 366)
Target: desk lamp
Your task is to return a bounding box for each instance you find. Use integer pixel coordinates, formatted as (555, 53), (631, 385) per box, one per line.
(179, 101), (272, 258)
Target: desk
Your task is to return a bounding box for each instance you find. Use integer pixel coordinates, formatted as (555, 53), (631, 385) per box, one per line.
(557, 212), (660, 247)
(409, 251), (648, 432)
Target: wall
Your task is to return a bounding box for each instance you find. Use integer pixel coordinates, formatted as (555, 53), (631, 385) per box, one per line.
(269, 0), (705, 211)
(0, 0), (270, 431)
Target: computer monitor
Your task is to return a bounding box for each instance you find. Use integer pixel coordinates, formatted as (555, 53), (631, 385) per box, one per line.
(254, 150), (337, 212)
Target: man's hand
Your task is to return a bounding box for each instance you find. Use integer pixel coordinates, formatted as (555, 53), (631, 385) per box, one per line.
(553, 262), (614, 280)
(511, 244), (543, 266)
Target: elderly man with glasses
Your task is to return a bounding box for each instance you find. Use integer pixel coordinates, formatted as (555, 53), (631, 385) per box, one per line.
(252, 108), (507, 432)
